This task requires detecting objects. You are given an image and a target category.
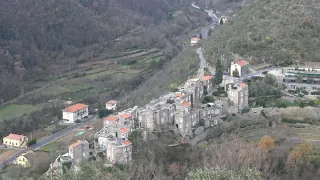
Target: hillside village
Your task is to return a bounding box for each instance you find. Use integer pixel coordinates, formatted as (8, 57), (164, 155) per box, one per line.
(1, 1), (320, 179)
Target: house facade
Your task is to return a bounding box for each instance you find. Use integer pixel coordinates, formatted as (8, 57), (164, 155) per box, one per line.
(200, 75), (214, 94)
(227, 83), (249, 110)
(3, 133), (28, 148)
(190, 37), (200, 46)
(106, 140), (132, 164)
(230, 60), (249, 77)
(69, 140), (89, 163)
(106, 100), (118, 111)
(268, 66), (320, 93)
(62, 103), (89, 123)
(14, 153), (31, 168)
(14, 151), (50, 169)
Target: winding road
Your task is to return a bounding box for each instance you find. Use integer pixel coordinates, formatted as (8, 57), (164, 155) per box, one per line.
(0, 115), (97, 169)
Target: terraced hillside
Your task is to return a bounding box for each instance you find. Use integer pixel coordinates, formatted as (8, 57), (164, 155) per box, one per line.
(204, 0), (320, 67)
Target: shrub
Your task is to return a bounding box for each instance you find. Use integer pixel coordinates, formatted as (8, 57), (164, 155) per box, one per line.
(27, 139), (37, 146)
(98, 109), (113, 118)
(282, 118), (301, 124)
(75, 119), (81, 123)
(299, 102), (305, 108)
(277, 102), (287, 108)
(259, 136), (276, 151)
(169, 83), (179, 92)
(202, 96), (215, 104)
(76, 59), (87, 64)
(307, 100), (316, 107)
(240, 108), (250, 114)
(311, 91), (320, 95)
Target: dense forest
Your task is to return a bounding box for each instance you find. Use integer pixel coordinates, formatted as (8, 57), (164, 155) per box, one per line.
(204, 0), (320, 67)
(0, 0), (198, 103)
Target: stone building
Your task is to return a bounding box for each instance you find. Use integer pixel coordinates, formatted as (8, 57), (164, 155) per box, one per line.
(69, 140), (89, 164)
(230, 60), (249, 77)
(227, 82), (249, 110)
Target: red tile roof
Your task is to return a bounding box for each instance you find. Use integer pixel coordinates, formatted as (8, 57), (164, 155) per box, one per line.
(104, 115), (119, 121)
(191, 37), (200, 41)
(5, 133), (27, 140)
(63, 103), (88, 113)
(240, 83), (248, 87)
(176, 93), (184, 99)
(120, 113), (131, 119)
(200, 75), (213, 81)
(182, 101), (191, 108)
(106, 100), (117, 105)
(123, 140), (132, 145)
(235, 60), (249, 66)
(120, 127), (129, 133)
(70, 140), (81, 148)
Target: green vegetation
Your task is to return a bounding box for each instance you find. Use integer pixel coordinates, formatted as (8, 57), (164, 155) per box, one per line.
(98, 109), (113, 118)
(248, 76), (282, 107)
(202, 96), (215, 104)
(169, 83), (179, 92)
(0, 104), (38, 121)
(204, 0), (320, 67)
(27, 139), (37, 146)
(213, 59), (223, 85)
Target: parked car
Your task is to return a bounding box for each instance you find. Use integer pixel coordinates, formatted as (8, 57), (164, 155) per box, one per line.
(75, 119), (82, 123)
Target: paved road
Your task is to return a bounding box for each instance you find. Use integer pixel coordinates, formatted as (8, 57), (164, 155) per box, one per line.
(240, 67), (282, 81)
(0, 115), (98, 169)
(191, 3), (219, 39)
(196, 47), (216, 77)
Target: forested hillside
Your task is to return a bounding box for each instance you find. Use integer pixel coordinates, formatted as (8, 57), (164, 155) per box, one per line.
(204, 0), (320, 67)
(0, 0), (198, 102)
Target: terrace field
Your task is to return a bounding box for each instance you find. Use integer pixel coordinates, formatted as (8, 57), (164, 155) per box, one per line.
(0, 104), (38, 121)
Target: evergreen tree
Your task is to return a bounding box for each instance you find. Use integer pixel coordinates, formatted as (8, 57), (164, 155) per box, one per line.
(213, 59), (223, 85)
(220, 18), (224, 25)
(232, 68), (240, 77)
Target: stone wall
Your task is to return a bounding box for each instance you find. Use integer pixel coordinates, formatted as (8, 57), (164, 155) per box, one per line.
(187, 115), (268, 146)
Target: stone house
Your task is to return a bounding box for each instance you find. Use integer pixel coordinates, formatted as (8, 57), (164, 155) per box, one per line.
(200, 75), (214, 94)
(180, 78), (204, 106)
(106, 140), (132, 164)
(227, 83), (249, 110)
(69, 140), (89, 164)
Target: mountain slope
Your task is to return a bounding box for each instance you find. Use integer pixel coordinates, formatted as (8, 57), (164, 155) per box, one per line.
(0, 0), (199, 102)
(204, 0), (320, 66)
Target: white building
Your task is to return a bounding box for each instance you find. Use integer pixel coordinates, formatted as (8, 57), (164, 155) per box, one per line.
(62, 103), (89, 124)
(106, 100), (118, 111)
(230, 60), (249, 77)
(190, 37), (200, 46)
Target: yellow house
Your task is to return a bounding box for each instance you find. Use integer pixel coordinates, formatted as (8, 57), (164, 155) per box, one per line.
(14, 151), (50, 171)
(14, 153), (31, 168)
(2, 133), (28, 148)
